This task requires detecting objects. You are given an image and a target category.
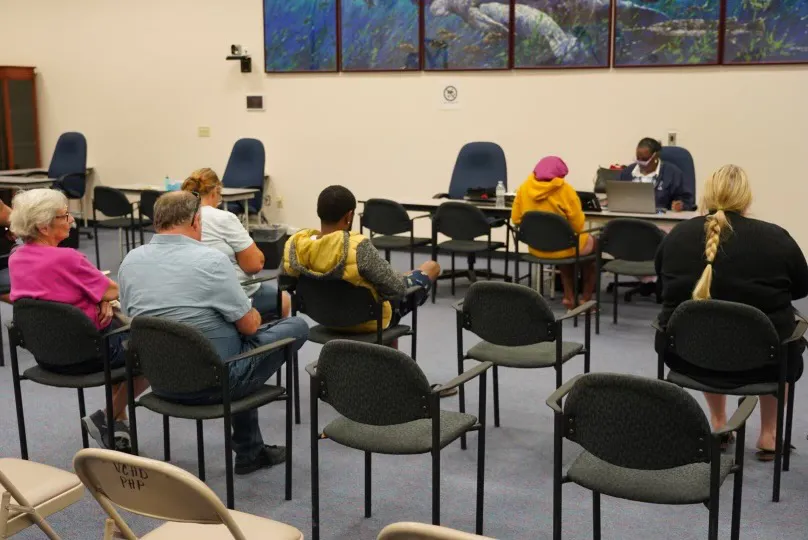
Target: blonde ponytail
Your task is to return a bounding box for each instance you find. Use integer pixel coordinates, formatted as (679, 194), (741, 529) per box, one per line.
(691, 164), (752, 301)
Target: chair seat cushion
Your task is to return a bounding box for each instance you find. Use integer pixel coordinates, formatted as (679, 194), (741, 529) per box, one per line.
(308, 324), (411, 346)
(567, 451), (734, 505)
(667, 370), (778, 396)
(520, 253), (597, 266)
(324, 410), (478, 455)
(437, 240), (505, 253)
(23, 365), (127, 389)
(138, 385), (285, 420)
(466, 341), (584, 368)
(95, 217), (138, 229)
(371, 235), (432, 250)
(141, 509), (303, 539)
(602, 259), (655, 277)
(0, 458), (83, 533)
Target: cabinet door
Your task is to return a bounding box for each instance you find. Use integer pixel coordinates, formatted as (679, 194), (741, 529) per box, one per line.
(7, 78), (38, 169)
(0, 81), (8, 170)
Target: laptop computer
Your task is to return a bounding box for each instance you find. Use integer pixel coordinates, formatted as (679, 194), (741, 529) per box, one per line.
(606, 181), (657, 214)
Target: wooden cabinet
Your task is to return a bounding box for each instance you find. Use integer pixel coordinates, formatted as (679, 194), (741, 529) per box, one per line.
(0, 66), (41, 170)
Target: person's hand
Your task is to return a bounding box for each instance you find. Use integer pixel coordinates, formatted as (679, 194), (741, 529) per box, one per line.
(671, 200), (684, 212)
(97, 301), (114, 327)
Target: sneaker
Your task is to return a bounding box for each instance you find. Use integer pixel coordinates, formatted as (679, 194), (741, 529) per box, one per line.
(114, 421), (132, 454)
(82, 410), (111, 449)
(235, 445), (286, 476)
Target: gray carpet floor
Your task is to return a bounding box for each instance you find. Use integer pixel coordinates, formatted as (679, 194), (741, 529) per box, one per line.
(2, 229), (807, 539)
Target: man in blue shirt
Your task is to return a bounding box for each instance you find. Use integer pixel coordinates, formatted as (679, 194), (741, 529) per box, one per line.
(118, 191), (309, 475)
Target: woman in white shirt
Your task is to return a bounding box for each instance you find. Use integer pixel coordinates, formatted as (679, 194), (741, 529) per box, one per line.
(181, 168), (290, 320)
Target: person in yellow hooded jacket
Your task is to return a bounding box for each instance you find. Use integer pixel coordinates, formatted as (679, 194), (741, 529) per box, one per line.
(283, 185), (440, 333)
(511, 156), (597, 309)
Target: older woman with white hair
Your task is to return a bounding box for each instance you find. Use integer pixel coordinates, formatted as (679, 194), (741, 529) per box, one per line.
(8, 188), (148, 453)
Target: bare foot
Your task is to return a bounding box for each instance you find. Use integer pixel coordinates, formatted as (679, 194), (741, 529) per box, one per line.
(757, 433), (777, 451)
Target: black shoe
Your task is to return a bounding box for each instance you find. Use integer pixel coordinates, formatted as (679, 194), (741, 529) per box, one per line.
(82, 410), (111, 449)
(114, 421), (132, 454)
(235, 445), (286, 475)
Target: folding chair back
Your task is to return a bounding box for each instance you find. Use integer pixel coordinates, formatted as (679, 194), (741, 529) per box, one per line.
(564, 373), (712, 469)
(317, 340), (431, 426)
(73, 448), (246, 540)
(12, 299), (103, 368)
(362, 199), (412, 236)
(666, 300), (782, 372)
(434, 202), (491, 241)
(129, 316), (223, 395)
(462, 281), (556, 346)
(517, 211), (577, 253)
(295, 275), (382, 328)
(378, 522), (495, 540)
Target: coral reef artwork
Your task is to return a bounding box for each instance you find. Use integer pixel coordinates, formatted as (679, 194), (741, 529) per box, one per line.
(614, 0), (721, 66)
(341, 0), (421, 71)
(724, 0), (808, 64)
(264, 0), (338, 72)
(513, 1), (612, 68)
(423, 0), (511, 70)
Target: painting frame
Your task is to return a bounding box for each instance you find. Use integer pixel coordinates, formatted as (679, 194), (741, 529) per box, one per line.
(340, 0), (423, 72)
(512, 0), (613, 70)
(263, 0), (340, 74)
(722, 0), (808, 66)
(422, 0), (513, 72)
(613, 0), (722, 68)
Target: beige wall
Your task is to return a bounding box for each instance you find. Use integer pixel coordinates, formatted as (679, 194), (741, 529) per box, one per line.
(2, 0), (807, 247)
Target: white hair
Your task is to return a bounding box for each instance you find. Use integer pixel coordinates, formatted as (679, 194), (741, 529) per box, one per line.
(9, 189), (69, 242)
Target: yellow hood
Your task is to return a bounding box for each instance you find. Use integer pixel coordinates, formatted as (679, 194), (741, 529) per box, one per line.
(522, 175), (565, 202)
(286, 229), (350, 278)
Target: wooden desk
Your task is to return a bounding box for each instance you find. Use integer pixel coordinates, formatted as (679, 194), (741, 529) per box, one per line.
(115, 184), (260, 230)
(361, 198), (698, 227)
(0, 176), (54, 190)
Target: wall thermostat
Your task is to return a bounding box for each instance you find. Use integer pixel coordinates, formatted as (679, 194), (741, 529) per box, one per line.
(246, 95), (264, 111)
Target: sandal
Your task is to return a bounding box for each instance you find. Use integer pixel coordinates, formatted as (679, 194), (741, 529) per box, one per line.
(756, 444), (796, 462)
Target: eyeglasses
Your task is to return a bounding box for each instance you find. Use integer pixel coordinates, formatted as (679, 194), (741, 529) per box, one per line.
(53, 213), (72, 222)
(191, 191), (201, 222)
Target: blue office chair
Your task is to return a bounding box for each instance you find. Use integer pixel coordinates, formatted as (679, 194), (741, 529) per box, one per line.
(222, 138), (265, 216)
(26, 132), (91, 237)
(435, 142), (507, 200)
(660, 146), (696, 210)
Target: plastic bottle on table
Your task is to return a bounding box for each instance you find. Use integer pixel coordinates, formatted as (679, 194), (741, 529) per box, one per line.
(495, 181), (506, 208)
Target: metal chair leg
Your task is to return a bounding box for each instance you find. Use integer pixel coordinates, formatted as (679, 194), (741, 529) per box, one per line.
(196, 420), (205, 481)
(78, 389), (89, 449)
(451, 253), (456, 296)
(285, 348), (293, 501)
(492, 365), (500, 428)
(784, 381), (795, 471)
(293, 353), (301, 425)
(163, 415), (171, 461)
(311, 386), (321, 540)
(612, 273), (619, 324)
(364, 452), (372, 518)
(730, 424), (746, 540)
(593, 491), (601, 540)
(10, 344), (28, 459)
(772, 381), (785, 502)
(475, 371), (487, 535)
(457, 315), (467, 450)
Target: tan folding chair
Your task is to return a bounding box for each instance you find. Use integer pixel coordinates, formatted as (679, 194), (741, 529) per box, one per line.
(0, 458), (84, 539)
(73, 448), (302, 540)
(378, 522), (496, 540)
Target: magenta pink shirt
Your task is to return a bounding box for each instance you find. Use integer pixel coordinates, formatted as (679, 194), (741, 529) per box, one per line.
(9, 244), (111, 330)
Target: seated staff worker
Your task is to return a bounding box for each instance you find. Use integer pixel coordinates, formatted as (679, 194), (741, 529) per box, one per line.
(656, 165), (808, 460)
(180, 168), (290, 321)
(118, 191), (309, 474)
(620, 137), (690, 211)
(511, 156), (596, 310)
(282, 185), (440, 333)
(8, 189), (149, 453)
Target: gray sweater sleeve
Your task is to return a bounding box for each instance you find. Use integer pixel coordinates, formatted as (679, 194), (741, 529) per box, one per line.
(356, 239), (407, 299)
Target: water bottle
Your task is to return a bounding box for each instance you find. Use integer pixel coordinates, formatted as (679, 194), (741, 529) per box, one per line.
(495, 181), (506, 208)
(164, 175), (172, 191)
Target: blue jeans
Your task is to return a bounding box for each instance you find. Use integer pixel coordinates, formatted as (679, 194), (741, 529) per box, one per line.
(251, 281), (280, 320)
(0, 268), (10, 291)
(157, 317), (309, 464)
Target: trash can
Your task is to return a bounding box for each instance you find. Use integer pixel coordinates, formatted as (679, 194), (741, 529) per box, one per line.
(250, 224), (288, 270)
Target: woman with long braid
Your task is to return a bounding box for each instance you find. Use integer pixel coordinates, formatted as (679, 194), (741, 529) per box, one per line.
(655, 165), (808, 460)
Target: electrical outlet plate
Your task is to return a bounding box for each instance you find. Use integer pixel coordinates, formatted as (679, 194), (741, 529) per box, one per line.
(198, 126), (211, 138)
(667, 131), (678, 146)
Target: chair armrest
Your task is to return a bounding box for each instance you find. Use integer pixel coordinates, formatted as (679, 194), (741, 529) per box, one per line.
(488, 218), (508, 228)
(223, 337), (296, 365)
(783, 319), (808, 344)
(241, 275), (278, 287)
(22, 170), (48, 177)
(411, 213), (432, 221)
(650, 319), (664, 333)
(452, 299), (464, 313)
(582, 226), (603, 234)
(102, 324), (131, 339)
(305, 361), (318, 377)
(556, 300), (597, 321)
(795, 310), (807, 324)
(431, 361), (493, 394)
(433, 193), (450, 199)
(715, 395), (758, 435)
(545, 374), (583, 413)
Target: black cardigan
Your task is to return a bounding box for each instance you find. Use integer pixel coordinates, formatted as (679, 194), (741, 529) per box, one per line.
(655, 212), (808, 341)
